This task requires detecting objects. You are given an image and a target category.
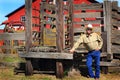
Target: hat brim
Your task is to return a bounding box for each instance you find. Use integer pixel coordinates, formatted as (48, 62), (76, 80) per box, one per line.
(86, 27), (93, 30)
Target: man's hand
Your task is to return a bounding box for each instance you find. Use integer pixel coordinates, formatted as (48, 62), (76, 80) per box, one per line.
(69, 49), (75, 53)
(95, 48), (100, 51)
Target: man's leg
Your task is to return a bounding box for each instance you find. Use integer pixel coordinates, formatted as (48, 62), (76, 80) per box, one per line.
(94, 51), (101, 79)
(86, 53), (94, 78)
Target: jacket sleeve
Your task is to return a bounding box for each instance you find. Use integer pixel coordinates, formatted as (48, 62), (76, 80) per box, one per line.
(71, 35), (83, 50)
(97, 34), (103, 50)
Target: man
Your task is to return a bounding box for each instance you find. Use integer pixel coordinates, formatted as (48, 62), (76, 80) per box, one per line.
(70, 24), (103, 80)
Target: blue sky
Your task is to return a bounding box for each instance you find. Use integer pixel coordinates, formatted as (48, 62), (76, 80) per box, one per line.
(0, 0), (120, 29)
(0, 0), (24, 29)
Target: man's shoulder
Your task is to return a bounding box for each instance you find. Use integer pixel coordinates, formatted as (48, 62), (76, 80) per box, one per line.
(81, 34), (86, 37)
(91, 32), (99, 36)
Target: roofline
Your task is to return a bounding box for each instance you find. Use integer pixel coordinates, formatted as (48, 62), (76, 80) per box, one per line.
(89, 0), (99, 3)
(5, 0), (37, 17)
(5, 0), (99, 17)
(5, 5), (25, 17)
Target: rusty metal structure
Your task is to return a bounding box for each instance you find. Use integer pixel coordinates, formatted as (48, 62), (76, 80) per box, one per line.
(0, 0), (120, 78)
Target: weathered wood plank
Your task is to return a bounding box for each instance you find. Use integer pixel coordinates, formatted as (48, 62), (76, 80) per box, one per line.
(112, 45), (120, 53)
(111, 30), (120, 44)
(103, 1), (112, 55)
(112, 1), (118, 11)
(112, 29), (120, 35)
(41, 20), (56, 25)
(112, 19), (120, 27)
(41, 3), (56, 10)
(40, 2), (45, 45)
(25, 0), (32, 52)
(56, 0), (64, 51)
(113, 22), (120, 27)
(19, 52), (73, 59)
(74, 20), (102, 24)
(40, 13), (56, 18)
(112, 11), (120, 20)
(100, 61), (120, 66)
(101, 32), (107, 52)
(0, 45), (19, 49)
(74, 3), (103, 10)
(118, 7), (120, 13)
(112, 37), (120, 45)
(0, 32), (25, 40)
(74, 27), (102, 33)
(74, 12), (101, 18)
(68, 0), (74, 47)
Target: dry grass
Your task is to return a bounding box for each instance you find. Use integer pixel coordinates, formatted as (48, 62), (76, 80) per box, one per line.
(0, 67), (120, 80)
(0, 54), (120, 80)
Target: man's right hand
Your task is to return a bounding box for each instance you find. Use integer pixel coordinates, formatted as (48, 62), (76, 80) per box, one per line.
(69, 49), (75, 53)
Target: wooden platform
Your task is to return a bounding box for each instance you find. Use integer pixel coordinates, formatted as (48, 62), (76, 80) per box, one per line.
(19, 52), (73, 60)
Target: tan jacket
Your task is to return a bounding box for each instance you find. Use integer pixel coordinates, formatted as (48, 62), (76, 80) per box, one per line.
(72, 33), (103, 51)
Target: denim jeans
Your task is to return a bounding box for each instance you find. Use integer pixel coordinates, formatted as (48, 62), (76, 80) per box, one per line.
(86, 50), (101, 78)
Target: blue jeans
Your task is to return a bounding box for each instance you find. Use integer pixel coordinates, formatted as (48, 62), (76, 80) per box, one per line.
(86, 50), (101, 78)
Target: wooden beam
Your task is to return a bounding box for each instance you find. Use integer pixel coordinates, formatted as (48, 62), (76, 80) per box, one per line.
(40, 2), (45, 45)
(68, 0), (74, 48)
(112, 45), (120, 53)
(41, 20), (56, 25)
(40, 13), (56, 18)
(100, 61), (120, 66)
(112, 1), (118, 11)
(42, 3), (56, 10)
(0, 32), (25, 40)
(101, 32), (107, 52)
(111, 30), (120, 45)
(56, 0), (64, 52)
(0, 45), (19, 49)
(112, 11), (120, 20)
(74, 27), (102, 33)
(74, 20), (102, 24)
(103, 1), (112, 55)
(25, 0), (32, 53)
(19, 52), (73, 59)
(74, 3), (103, 10)
(74, 12), (101, 18)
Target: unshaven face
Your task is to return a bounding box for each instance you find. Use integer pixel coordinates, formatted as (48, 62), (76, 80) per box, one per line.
(86, 29), (92, 35)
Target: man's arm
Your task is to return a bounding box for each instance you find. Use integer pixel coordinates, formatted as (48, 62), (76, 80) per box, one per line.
(70, 35), (83, 53)
(97, 34), (103, 50)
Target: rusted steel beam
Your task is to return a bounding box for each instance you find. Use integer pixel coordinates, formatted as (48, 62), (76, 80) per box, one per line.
(25, 0), (32, 53)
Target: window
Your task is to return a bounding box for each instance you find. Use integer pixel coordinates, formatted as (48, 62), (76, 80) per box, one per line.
(21, 16), (26, 22)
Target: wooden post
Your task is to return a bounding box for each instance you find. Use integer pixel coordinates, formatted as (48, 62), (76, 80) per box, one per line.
(68, 0), (74, 48)
(56, 0), (64, 52)
(40, 2), (45, 46)
(103, 1), (112, 58)
(25, 0), (32, 53)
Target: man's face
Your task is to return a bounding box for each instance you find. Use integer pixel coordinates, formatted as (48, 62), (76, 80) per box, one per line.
(86, 28), (92, 34)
